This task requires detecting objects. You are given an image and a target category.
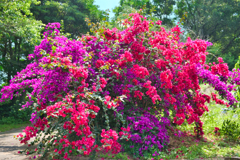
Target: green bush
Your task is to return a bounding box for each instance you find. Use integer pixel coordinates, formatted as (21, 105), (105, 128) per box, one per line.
(0, 83), (31, 124)
(0, 99), (31, 124)
(220, 119), (240, 141)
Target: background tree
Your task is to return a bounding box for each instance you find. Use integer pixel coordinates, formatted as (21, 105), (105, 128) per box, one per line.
(175, 0), (240, 69)
(113, 0), (176, 26)
(30, 0), (107, 38)
(0, 0), (42, 123)
(0, 0), (43, 84)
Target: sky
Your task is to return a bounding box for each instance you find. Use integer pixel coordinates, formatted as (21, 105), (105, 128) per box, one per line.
(94, 0), (120, 19)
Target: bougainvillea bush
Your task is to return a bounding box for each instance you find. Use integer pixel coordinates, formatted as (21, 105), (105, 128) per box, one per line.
(0, 12), (239, 159)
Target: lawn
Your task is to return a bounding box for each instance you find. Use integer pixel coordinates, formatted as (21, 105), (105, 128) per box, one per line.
(0, 122), (30, 132)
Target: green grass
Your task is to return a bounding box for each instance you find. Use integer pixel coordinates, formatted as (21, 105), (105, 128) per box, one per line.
(98, 152), (131, 160)
(0, 122), (30, 132)
(95, 133), (240, 160)
(156, 135), (240, 160)
(96, 139), (240, 160)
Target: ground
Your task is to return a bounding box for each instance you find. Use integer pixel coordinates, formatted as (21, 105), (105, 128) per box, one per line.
(0, 126), (30, 160)
(0, 126), (239, 160)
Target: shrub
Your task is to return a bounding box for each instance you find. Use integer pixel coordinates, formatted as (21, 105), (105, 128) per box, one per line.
(220, 119), (240, 141)
(0, 12), (239, 159)
(0, 100), (31, 124)
(0, 88), (31, 124)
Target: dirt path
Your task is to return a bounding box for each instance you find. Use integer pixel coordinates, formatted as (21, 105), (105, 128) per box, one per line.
(0, 127), (102, 160)
(0, 127), (30, 160)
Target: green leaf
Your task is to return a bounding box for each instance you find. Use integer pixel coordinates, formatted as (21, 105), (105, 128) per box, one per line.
(52, 46), (57, 53)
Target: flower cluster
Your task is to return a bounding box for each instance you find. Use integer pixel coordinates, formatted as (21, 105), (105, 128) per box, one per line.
(197, 64), (237, 105)
(100, 129), (121, 154)
(214, 127), (220, 136)
(124, 112), (170, 158)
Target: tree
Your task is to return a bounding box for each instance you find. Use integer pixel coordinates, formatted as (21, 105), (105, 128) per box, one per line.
(175, 0), (240, 69)
(113, 0), (176, 26)
(30, 0), (107, 37)
(0, 0), (43, 84)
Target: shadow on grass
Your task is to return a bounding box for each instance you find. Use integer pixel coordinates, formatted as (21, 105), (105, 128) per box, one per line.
(166, 130), (240, 160)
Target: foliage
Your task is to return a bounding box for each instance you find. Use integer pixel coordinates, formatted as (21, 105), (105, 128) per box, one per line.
(220, 119), (240, 141)
(113, 0), (175, 26)
(110, 6), (173, 32)
(0, 12), (239, 160)
(30, 0), (107, 38)
(0, 100), (31, 124)
(0, 0), (43, 84)
(206, 43), (238, 71)
(175, 0), (240, 70)
(0, 83), (31, 124)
